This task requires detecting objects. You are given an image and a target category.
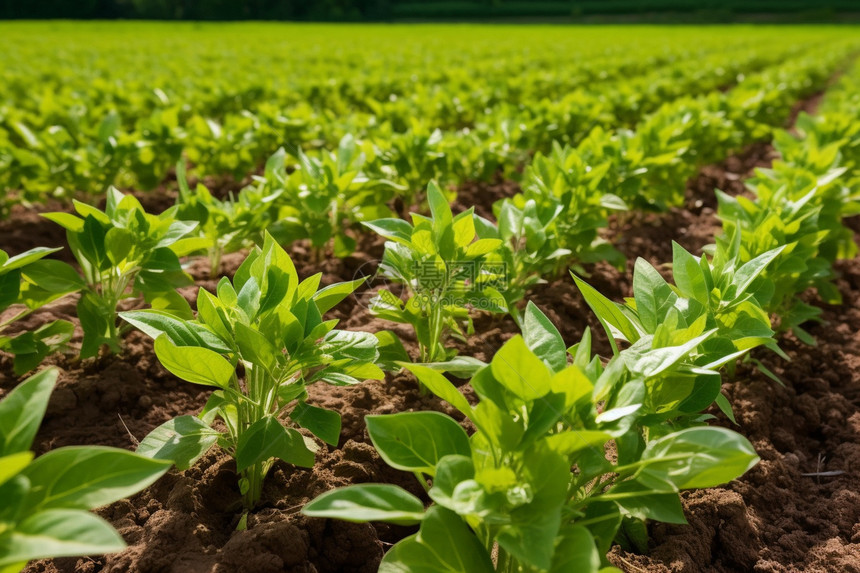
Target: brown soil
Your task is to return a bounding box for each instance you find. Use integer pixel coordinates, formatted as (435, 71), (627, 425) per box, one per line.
(4, 122), (860, 572)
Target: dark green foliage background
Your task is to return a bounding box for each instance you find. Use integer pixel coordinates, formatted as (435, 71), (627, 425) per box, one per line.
(1, 0), (857, 21)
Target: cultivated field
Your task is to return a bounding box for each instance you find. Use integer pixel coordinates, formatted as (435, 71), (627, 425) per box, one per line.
(1, 22), (860, 573)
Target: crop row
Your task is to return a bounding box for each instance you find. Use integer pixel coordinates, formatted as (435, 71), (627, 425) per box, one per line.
(1, 26), (856, 206)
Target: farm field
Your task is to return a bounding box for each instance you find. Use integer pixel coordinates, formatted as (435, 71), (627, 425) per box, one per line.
(2, 21), (860, 573)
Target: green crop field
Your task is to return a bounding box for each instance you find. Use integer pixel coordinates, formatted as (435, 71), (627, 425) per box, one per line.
(2, 20), (860, 573)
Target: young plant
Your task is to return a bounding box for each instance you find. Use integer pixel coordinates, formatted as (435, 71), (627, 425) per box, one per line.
(474, 198), (570, 325)
(120, 233), (382, 513)
(0, 368), (171, 571)
(363, 181), (506, 367)
(273, 135), (396, 258)
(573, 239), (784, 419)
(304, 304), (759, 571)
(518, 140), (628, 272)
(368, 123), (450, 210)
(716, 137), (860, 343)
(0, 247), (82, 374)
(43, 188), (201, 358)
(174, 159), (281, 277)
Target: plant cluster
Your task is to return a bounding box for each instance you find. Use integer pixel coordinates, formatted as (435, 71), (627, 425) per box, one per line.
(44, 188), (201, 358)
(304, 303), (759, 572)
(363, 182), (505, 368)
(0, 247), (81, 374)
(121, 233), (382, 512)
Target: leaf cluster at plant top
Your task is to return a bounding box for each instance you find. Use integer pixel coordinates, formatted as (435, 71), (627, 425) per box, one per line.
(362, 181), (506, 369)
(43, 187), (203, 358)
(304, 303), (759, 572)
(0, 368), (172, 572)
(120, 233), (382, 512)
(0, 247), (81, 374)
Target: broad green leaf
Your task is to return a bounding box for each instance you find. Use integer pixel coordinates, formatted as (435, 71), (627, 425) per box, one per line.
(379, 507), (494, 573)
(20, 259), (85, 293)
(290, 403), (341, 446)
(1, 247), (61, 272)
(0, 509), (125, 567)
(606, 478), (686, 524)
(366, 412), (470, 476)
(572, 273), (640, 347)
(522, 301), (566, 373)
(464, 238), (501, 257)
(632, 258), (676, 333)
(136, 415), (220, 470)
(491, 335), (551, 401)
(42, 213), (85, 233)
(235, 416), (315, 472)
(546, 431), (611, 457)
(21, 447), (171, 511)
(234, 323), (278, 373)
(0, 452), (34, 488)
(671, 242), (709, 305)
(362, 219), (414, 244)
(120, 310), (232, 353)
(302, 484), (425, 525)
(0, 368), (58, 456)
(313, 277), (365, 315)
(104, 227), (134, 265)
(550, 525), (602, 573)
(153, 335), (234, 389)
(428, 455), (481, 513)
(732, 246), (785, 298)
(401, 362), (473, 419)
(640, 427), (759, 489)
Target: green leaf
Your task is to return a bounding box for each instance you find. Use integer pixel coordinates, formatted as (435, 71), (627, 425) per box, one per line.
(313, 278), (365, 315)
(732, 246), (784, 298)
(0, 509), (125, 567)
(234, 323), (278, 373)
(490, 335), (551, 401)
(104, 227), (134, 265)
(303, 484), (425, 525)
(401, 362), (473, 419)
(380, 507), (494, 573)
(42, 212), (85, 233)
(550, 525), (602, 573)
(120, 310), (232, 353)
(20, 259), (85, 293)
(235, 416), (315, 472)
(0, 452), (33, 488)
(572, 273), (640, 347)
(522, 302), (566, 373)
(715, 392), (737, 424)
(366, 412), (470, 476)
(632, 258), (676, 333)
(1, 247), (61, 272)
(21, 447), (171, 512)
(362, 218), (414, 244)
(0, 368), (58, 456)
(607, 478), (686, 524)
(640, 427), (759, 489)
(545, 431), (611, 457)
(671, 242), (709, 305)
(136, 415), (220, 470)
(153, 335), (234, 389)
(290, 403), (341, 446)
